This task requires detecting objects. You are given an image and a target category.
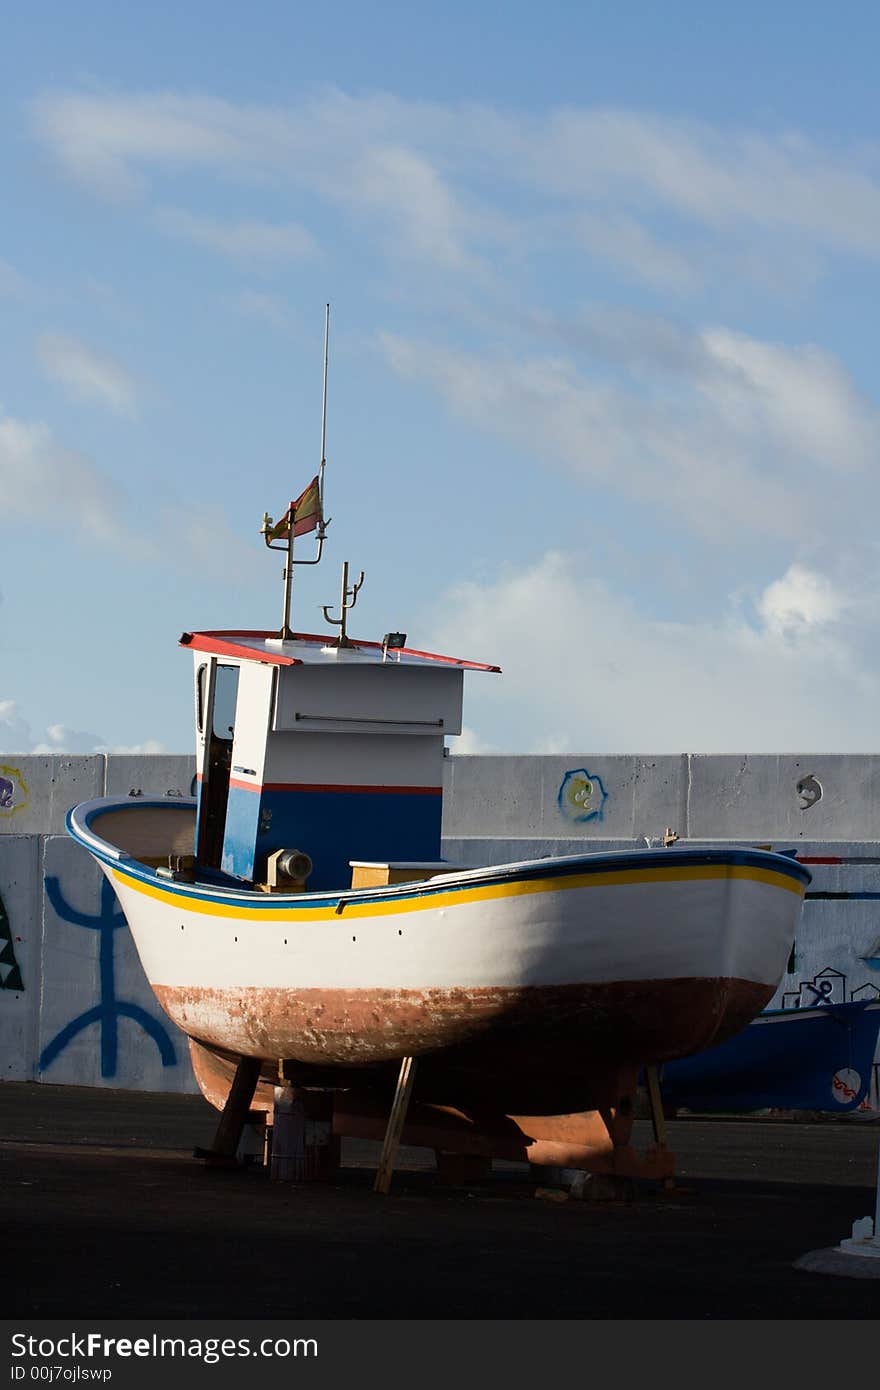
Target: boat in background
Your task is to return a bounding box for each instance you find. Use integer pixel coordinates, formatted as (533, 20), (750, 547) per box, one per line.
(659, 998), (880, 1115)
(65, 309), (813, 1182)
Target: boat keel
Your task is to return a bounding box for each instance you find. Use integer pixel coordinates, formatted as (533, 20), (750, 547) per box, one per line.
(188, 1038), (675, 1190)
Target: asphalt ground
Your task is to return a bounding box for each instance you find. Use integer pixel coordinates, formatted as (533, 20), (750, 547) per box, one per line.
(1, 1082), (879, 1322)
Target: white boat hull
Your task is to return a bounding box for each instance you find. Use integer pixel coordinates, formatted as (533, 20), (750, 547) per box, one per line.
(68, 798), (811, 1100)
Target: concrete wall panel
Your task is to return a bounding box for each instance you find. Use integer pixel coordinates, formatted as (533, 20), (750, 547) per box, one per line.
(631, 756), (690, 840)
(442, 756), (545, 837)
(442, 836), (642, 869)
(37, 836), (196, 1093)
(0, 837), (40, 1080)
(105, 754), (196, 800)
(687, 755), (880, 841)
(0, 756), (104, 836)
(444, 754), (688, 842)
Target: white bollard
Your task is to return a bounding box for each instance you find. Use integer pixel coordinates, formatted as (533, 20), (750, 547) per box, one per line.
(838, 1138), (880, 1259)
(269, 1085), (336, 1181)
(270, 1085), (305, 1181)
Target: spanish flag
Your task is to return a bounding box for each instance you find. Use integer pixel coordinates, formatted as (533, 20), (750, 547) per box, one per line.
(266, 476), (322, 541)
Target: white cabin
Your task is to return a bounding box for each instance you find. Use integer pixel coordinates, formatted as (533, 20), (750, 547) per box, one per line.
(180, 628), (499, 891)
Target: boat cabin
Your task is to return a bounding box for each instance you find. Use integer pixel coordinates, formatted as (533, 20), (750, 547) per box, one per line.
(180, 628), (500, 892)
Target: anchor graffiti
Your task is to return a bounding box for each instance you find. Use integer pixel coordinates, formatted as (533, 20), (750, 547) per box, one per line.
(39, 876), (177, 1078)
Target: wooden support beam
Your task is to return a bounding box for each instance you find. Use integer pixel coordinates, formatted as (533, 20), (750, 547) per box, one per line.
(374, 1055), (418, 1195)
(195, 1054), (262, 1167)
(644, 1065), (667, 1146)
(644, 1063), (675, 1190)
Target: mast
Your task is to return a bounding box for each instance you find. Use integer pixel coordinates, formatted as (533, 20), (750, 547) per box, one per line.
(319, 302), (329, 517)
(261, 305), (331, 639)
(281, 513), (295, 640)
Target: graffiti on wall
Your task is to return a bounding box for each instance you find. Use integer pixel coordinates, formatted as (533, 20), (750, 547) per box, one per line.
(0, 764), (28, 819)
(782, 964), (880, 1010)
(0, 889), (23, 990)
(796, 774), (823, 810)
(558, 768), (609, 824)
(39, 875), (177, 1078)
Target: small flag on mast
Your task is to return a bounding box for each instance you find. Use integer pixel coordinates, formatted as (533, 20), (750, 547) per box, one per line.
(265, 476), (322, 541)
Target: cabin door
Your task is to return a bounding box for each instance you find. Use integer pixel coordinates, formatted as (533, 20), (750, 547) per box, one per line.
(196, 660), (240, 870)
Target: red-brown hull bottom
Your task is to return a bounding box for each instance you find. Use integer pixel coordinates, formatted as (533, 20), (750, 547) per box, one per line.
(178, 974), (771, 1117)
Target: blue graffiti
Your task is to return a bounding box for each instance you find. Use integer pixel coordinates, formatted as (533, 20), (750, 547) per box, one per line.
(558, 768), (609, 824)
(0, 777), (14, 808)
(39, 876), (177, 1078)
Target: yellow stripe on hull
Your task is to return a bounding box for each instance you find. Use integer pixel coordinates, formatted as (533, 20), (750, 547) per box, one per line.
(109, 859), (804, 924)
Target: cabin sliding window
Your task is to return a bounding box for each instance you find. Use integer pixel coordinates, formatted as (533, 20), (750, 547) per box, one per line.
(212, 664), (239, 742)
(196, 664), (207, 733)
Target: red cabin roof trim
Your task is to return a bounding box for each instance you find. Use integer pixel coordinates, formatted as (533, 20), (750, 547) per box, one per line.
(179, 629), (500, 672)
(179, 631), (300, 666)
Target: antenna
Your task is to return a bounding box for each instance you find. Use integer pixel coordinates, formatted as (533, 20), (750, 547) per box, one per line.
(260, 305), (333, 639)
(322, 561), (364, 648)
(319, 302), (329, 518)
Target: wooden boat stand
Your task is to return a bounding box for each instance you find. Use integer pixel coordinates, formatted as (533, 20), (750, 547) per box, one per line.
(348, 1059), (675, 1196)
(374, 1056), (418, 1194)
(193, 1051), (676, 1195)
(193, 1055), (262, 1168)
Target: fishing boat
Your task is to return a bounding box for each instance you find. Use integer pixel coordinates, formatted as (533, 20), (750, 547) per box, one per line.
(659, 998), (880, 1115)
(66, 310), (812, 1182)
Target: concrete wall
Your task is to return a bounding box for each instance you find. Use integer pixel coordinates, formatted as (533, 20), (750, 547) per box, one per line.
(442, 753), (880, 844)
(1, 751), (879, 1104)
(0, 756), (198, 1093)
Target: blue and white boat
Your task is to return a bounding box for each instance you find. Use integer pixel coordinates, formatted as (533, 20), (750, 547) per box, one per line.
(659, 998), (880, 1114)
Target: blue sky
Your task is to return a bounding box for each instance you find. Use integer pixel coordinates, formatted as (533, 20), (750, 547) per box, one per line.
(4, 1), (880, 755)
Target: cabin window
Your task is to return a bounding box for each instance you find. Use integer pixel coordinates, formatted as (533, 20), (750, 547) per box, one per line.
(212, 663), (239, 742)
(196, 664), (207, 733)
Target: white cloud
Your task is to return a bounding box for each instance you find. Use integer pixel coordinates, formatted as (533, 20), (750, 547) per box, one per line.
(351, 144), (476, 270)
(447, 725), (496, 755)
(36, 331), (139, 416)
(574, 213), (703, 293)
(699, 329), (877, 473)
(757, 564), (846, 638)
(0, 409), (129, 545)
(0, 701), (166, 755)
(0, 257), (27, 298)
(426, 552), (876, 753)
(28, 88), (880, 286)
(33, 723), (113, 755)
(29, 89), (254, 200)
(231, 290), (294, 327)
(154, 207), (316, 263)
(0, 701), (34, 753)
(531, 109), (880, 258)
(380, 316), (880, 546)
(0, 407), (258, 580)
(107, 739), (168, 755)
